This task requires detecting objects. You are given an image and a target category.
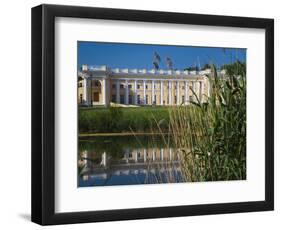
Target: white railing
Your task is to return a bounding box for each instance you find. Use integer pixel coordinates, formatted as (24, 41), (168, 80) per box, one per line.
(81, 65), (224, 76)
(88, 65), (107, 71)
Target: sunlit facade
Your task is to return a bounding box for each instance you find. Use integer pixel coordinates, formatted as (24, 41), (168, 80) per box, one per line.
(78, 65), (223, 106)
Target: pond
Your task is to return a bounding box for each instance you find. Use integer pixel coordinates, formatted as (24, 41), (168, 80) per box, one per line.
(78, 134), (185, 187)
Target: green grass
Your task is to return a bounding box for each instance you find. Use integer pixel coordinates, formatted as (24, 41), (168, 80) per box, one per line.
(79, 106), (170, 133)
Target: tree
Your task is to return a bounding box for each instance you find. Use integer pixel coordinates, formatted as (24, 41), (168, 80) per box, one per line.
(152, 61), (159, 70)
(184, 66), (199, 71)
(165, 57), (173, 70)
(153, 52), (161, 70)
(201, 63), (211, 70)
(221, 60), (246, 76)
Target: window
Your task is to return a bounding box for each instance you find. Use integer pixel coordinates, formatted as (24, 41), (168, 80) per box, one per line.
(94, 81), (100, 87)
(174, 96), (177, 104)
(120, 95), (125, 104)
(145, 85), (148, 89)
(112, 84), (116, 89)
(120, 84), (124, 89)
(79, 94), (82, 103)
(182, 86), (185, 90)
(128, 84), (132, 89)
(137, 95), (141, 104)
(78, 82), (83, 87)
(129, 95), (133, 104)
(146, 95), (148, 104)
(182, 95), (185, 104)
(93, 92), (99, 102)
(111, 94), (116, 102)
(154, 95), (157, 105)
(189, 95), (193, 102)
(137, 84), (140, 89)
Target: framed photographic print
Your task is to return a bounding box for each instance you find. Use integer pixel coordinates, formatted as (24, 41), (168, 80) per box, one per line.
(31, 4), (274, 225)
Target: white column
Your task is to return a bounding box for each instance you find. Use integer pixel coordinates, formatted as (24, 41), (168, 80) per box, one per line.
(192, 81), (196, 101)
(102, 152), (107, 167)
(116, 80), (120, 103)
(199, 81), (202, 102)
(135, 151), (138, 162)
(185, 81), (188, 105)
(152, 80), (155, 104)
(125, 79), (129, 105)
(83, 77), (88, 105)
(124, 153), (129, 164)
(160, 81), (163, 105)
(169, 81), (172, 105)
(169, 148), (173, 161)
(177, 81), (180, 105)
(102, 79), (106, 105)
(160, 148), (164, 161)
(143, 149), (147, 162)
(143, 80), (146, 105)
(134, 80), (137, 105)
(196, 81), (200, 102)
(152, 149), (156, 161)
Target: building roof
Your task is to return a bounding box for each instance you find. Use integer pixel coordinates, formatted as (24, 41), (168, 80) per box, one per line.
(78, 65), (226, 80)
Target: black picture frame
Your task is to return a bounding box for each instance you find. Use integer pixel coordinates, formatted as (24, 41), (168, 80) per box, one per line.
(31, 4), (274, 225)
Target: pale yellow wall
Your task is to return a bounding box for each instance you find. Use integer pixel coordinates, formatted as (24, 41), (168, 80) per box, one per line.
(77, 79), (104, 105)
(77, 79), (84, 104)
(78, 75), (209, 106)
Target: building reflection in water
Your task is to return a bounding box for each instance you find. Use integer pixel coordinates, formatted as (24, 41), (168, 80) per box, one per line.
(78, 147), (184, 186)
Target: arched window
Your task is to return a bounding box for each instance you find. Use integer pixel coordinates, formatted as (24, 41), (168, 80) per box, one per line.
(93, 80), (101, 87)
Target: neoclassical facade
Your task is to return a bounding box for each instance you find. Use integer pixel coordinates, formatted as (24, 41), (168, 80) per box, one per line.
(78, 65), (222, 106)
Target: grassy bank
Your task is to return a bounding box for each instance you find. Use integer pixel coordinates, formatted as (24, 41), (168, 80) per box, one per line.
(79, 106), (170, 133)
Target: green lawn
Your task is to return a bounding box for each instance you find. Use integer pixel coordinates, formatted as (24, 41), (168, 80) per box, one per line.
(79, 106), (171, 133)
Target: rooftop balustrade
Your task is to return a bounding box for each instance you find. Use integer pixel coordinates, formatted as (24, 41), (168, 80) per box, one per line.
(80, 65), (226, 77)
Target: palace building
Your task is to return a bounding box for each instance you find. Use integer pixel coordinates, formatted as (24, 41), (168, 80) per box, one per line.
(78, 65), (224, 106)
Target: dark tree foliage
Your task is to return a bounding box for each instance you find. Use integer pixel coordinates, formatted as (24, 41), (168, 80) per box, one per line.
(201, 63), (211, 70)
(184, 66), (199, 71)
(220, 60), (246, 76)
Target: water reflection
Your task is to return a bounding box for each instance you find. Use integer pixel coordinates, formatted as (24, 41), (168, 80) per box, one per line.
(78, 135), (184, 187)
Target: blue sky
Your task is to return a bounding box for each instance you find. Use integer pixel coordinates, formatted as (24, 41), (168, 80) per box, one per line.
(78, 41), (246, 70)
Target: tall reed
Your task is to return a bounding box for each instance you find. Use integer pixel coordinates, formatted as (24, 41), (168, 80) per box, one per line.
(169, 64), (246, 182)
